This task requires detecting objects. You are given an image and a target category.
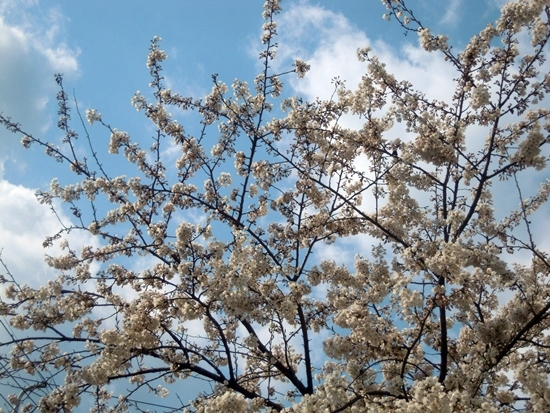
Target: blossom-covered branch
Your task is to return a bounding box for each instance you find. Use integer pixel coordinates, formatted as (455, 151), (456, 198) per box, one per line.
(1, 0), (550, 412)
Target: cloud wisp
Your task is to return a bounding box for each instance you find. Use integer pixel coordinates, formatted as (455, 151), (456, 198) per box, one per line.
(0, 4), (79, 178)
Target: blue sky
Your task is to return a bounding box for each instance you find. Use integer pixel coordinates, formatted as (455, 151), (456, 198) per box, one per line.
(1, 0), (536, 409)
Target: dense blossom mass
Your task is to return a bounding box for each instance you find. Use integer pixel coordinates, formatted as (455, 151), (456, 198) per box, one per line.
(1, 0), (550, 411)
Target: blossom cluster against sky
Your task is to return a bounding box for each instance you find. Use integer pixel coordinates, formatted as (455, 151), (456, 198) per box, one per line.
(0, 0), (531, 407)
(0, 0), (507, 269)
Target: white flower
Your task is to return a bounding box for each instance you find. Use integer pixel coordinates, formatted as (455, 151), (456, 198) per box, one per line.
(471, 84), (490, 109)
(218, 172), (232, 187)
(146, 46), (167, 68)
(85, 109), (101, 125)
(21, 135), (32, 148)
(108, 129), (130, 154)
(294, 59), (311, 78)
(418, 27), (448, 52)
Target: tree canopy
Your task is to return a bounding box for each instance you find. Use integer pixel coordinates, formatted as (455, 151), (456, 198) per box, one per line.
(1, 0), (550, 411)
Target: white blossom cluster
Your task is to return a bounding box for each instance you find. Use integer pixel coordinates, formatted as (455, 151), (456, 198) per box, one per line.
(85, 109), (101, 125)
(108, 129), (130, 154)
(418, 28), (449, 52)
(1, 0), (550, 412)
(293, 59), (311, 79)
(470, 84), (491, 109)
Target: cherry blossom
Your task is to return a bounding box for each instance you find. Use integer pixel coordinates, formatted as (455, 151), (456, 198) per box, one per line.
(1, 0), (550, 411)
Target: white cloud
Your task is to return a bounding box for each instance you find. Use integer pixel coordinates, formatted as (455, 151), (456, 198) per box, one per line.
(0, 0), (38, 15)
(274, 3), (367, 99)
(0, 4), (79, 178)
(440, 0), (463, 27)
(490, 0), (508, 8)
(274, 2), (456, 115)
(0, 180), (97, 286)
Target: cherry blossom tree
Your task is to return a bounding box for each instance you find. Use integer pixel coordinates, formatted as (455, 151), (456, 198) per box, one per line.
(2, 0), (550, 411)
